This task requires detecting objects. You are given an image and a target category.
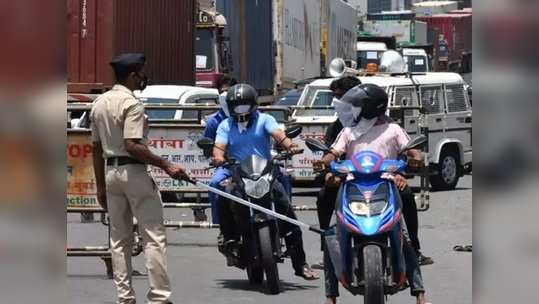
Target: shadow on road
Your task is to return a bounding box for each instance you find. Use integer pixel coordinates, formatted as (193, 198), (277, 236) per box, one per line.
(214, 279), (318, 293)
(168, 242), (217, 248)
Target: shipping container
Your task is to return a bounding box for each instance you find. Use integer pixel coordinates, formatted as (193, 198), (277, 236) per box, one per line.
(413, 1), (459, 16)
(415, 20), (428, 45)
(217, 0), (327, 97)
(67, 0), (195, 93)
(416, 13), (472, 64)
(363, 12), (417, 46)
(321, 0), (358, 72)
(275, 0), (322, 90)
(216, 0), (274, 95)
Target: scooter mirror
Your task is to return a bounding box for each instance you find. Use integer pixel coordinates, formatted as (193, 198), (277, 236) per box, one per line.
(305, 138), (329, 152)
(284, 124), (303, 139)
(402, 135), (427, 152)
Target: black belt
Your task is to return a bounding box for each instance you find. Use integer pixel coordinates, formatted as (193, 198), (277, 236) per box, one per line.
(107, 156), (144, 166)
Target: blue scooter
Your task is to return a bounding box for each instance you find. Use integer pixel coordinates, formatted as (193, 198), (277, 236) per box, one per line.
(305, 136), (427, 304)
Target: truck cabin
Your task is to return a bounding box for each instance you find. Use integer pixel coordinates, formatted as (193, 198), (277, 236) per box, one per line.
(356, 42), (388, 70)
(402, 48), (430, 73)
(195, 9), (228, 88)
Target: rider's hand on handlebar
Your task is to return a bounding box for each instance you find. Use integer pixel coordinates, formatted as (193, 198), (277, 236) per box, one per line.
(312, 160), (326, 172)
(287, 143), (303, 155)
(407, 157), (424, 172)
(325, 173), (341, 188)
(210, 156), (225, 167)
(393, 174), (408, 191)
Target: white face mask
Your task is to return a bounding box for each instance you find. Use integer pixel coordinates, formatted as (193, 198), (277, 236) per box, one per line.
(351, 106), (362, 121)
(333, 98), (355, 128)
(350, 116), (378, 141)
(219, 92), (230, 117)
(237, 121), (249, 133)
(234, 104), (251, 114)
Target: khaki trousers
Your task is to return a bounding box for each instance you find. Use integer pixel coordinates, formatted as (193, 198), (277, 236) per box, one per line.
(105, 164), (171, 304)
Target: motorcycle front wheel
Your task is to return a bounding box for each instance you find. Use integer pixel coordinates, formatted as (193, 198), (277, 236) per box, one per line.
(246, 264), (264, 285)
(363, 244), (385, 304)
(258, 225), (280, 294)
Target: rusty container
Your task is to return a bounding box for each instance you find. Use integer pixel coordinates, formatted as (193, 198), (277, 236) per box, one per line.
(67, 0), (195, 93)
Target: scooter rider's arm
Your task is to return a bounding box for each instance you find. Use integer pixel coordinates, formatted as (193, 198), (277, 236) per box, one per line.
(317, 127), (348, 168)
(212, 143), (227, 166)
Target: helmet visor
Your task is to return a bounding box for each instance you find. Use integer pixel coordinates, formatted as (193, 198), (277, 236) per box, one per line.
(340, 86), (370, 108)
(233, 104), (252, 114)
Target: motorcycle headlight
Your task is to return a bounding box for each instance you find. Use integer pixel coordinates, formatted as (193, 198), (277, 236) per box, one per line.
(243, 176), (271, 199)
(349, 200), (388, 216)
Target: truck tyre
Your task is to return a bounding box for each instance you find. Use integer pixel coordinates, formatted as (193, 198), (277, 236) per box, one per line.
(430, 148), (460, 191)
(258, 225), (280, 294)
(363, 245), (385, 304)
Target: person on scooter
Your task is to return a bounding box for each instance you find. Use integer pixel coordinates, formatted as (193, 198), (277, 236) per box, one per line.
(319, 77), (432, 267)
(212, 83), (319, 280)
(314, 83), (429, 304)
(203, 75), (237, 225)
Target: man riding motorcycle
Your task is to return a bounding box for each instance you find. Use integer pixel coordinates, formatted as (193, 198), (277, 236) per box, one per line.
(204, 75), (237, 225)
(314, 84), (429, 304)
(212, 83), (318, 280)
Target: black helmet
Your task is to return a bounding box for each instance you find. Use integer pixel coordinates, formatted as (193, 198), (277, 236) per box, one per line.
(226, 83), (258, 122)
(340, 83), (388, 120)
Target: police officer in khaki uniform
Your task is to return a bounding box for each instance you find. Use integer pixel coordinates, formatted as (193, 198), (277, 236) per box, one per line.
(91, 53), (189, 304)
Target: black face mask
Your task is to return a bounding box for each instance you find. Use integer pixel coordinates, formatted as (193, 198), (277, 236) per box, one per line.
(136, 72), (149, 91)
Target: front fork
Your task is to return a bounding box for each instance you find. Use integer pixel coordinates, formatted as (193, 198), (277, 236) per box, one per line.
(351, 236), (392, 288)
(250, 198), (283, 262)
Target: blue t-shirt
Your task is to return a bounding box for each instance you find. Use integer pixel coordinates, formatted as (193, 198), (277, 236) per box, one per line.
(203, 109), (227, 140)
(215, 112), (280, 161)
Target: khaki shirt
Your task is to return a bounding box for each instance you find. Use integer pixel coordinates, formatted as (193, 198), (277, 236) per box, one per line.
(90, 84), (148, 158)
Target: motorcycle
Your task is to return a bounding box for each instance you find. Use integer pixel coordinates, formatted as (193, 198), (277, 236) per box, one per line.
(197, 125), (303, 295)
(305, 135), (427, 304)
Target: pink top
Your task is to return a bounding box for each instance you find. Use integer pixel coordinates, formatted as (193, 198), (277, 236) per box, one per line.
(331, 122), (411, 160)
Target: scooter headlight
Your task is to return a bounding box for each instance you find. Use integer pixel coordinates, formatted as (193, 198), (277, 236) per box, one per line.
(349, 200), (388, 216)
(335, 165), (351, 174)
(243, 175), (271, 199)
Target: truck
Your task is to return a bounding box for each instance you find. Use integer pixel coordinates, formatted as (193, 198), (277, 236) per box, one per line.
(67, 0), (196, 94)
(416, 13), (472, 72)
(412, 1), (459, 16)
(355, 35), (396, 70)
(194, 4), (233, 89)
(320, 0), (358, 76)
(215, 0), (357, 100)
(363, 12), (428, 47)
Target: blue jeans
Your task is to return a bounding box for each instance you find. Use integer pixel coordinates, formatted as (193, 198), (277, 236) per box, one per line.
(208, 167), (231, 224)
(208, 168), (292, 224)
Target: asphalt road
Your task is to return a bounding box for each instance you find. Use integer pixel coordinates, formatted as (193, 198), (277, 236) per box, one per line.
(67, 175), (472, 304)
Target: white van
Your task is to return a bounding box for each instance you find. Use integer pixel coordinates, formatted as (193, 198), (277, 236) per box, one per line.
(356, 42), (388, 70)
(292, 72), (472, 190)
(402, 48), (430, 72)
(135, 85), (219, 121)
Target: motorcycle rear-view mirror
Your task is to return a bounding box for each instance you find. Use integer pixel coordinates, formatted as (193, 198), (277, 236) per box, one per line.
(284, 125), (303, 139)
(402, 135), (427, 152)
(197, 138), (214, 150)
(305, 138), (329, 153)
(197, 138), (215, 158)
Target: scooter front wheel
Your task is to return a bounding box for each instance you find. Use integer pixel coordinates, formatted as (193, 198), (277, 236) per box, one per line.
(363, 244), (385, 304)
(258, 225), (280, 294)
